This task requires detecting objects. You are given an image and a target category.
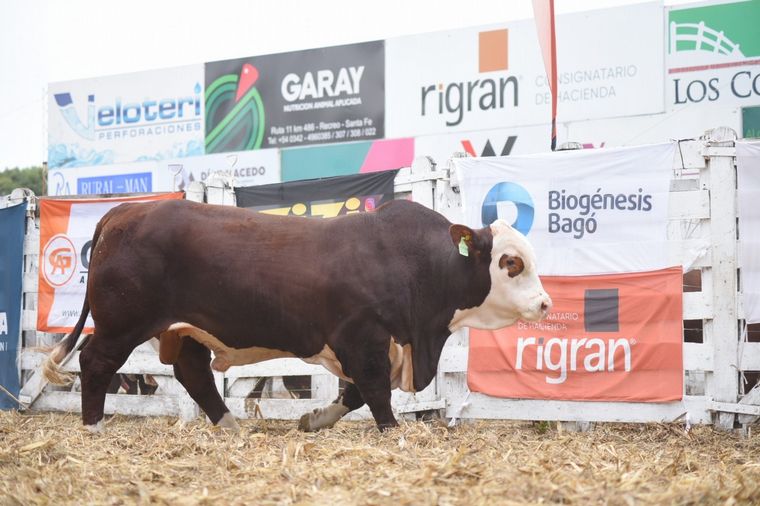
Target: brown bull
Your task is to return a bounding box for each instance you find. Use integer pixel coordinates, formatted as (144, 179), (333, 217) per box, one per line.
(44, 198), (550, 432)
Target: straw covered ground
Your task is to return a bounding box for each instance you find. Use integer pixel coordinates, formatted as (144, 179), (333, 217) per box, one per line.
(2, 411), (760, 505)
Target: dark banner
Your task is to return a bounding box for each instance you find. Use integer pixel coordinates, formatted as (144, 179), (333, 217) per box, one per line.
(205, 41), (384, 153)
(0, 202), (26, 410)
(235, 170), (398, 218)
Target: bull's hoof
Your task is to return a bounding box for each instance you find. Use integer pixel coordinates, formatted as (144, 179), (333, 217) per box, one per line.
(298, 412), (315, 432)
(376, 420), (399, 432)
(216, 412), (240, 432)
(84, 420), (104, 434)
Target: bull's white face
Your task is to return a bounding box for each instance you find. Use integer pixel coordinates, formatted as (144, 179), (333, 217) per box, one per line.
(448, 219), (551, 331)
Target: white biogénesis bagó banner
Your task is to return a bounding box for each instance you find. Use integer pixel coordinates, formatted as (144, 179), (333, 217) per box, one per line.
(385, 2), (664, 138)
(48, 64), (205, 170)
(455, 142), (677, 276)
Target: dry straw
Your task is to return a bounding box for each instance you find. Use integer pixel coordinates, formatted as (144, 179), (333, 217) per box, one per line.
(1, 410), (760, 505)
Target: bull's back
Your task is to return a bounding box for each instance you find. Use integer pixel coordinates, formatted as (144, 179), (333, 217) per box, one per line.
(88, 200), (343, 351)
(86, 199), (451, 353)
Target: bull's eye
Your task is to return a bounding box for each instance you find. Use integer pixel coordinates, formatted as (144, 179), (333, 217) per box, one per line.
(499, 254), (525, 278)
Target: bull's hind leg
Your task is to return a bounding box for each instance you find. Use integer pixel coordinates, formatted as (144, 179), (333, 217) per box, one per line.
(298, 382), (364, 432)
(173, 337), (238, 431)
(79, 332), (141, 432)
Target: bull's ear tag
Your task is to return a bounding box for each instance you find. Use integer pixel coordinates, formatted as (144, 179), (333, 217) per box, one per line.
(458, 237), (469, 257)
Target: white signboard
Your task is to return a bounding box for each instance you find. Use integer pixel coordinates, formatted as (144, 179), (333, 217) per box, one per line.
(386, 2), (664, 138)
(48, 64), (205, 169)
(737, 141), (760, 324)
(455, 143), (676, 275)
(47, 149), (281, 196)
(667, 1), (760, 112)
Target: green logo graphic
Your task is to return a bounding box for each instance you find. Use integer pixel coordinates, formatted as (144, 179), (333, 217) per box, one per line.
(205, 63), (265, 153)
(669, 0), (760, 57)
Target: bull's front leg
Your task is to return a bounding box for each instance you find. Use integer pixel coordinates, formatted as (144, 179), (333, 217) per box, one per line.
(344, 338), (398, 431)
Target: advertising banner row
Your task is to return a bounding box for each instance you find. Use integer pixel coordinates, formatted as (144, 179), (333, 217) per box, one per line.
(46, 99), (743, 197)
(46, 0), (760, 194)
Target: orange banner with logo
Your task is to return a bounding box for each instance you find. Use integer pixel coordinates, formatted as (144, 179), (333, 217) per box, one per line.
(468, 267), (683, 402)
(37, 192), (184, 333)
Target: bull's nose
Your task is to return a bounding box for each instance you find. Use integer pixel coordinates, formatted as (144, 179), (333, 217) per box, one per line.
(540, 295), (552, 316)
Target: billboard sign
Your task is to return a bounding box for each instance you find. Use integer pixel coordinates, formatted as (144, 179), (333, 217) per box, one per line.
(205, 41), (384, 153)
(668, 0), (760, 110)
(386, 2), (664, 137)
(48, 64), (205, 169)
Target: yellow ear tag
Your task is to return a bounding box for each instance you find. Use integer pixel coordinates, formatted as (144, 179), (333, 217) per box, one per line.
(458, 236), (469, 257)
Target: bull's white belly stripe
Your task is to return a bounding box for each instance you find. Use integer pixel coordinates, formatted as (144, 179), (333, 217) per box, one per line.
(163, 323), (296, 371)
(163, 323), (416, 393)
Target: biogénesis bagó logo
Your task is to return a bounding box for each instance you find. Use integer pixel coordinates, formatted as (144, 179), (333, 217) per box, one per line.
(421, 29), (518, 127)
(54, 84), (202, 141)
(205, 64), (266, 153)
(482, 182), (534, 235)
(481, 183), (653, 239)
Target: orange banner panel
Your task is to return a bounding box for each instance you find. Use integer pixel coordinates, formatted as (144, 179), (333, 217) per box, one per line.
(468, 267), (683, 402)
(37, 192), (184, 333)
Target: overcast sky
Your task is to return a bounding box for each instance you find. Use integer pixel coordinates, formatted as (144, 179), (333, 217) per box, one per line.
(0, 0), (697, 170)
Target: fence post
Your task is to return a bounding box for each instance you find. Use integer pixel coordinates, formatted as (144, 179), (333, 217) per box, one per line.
(206, 174), (236, 206)
(410, 156), (436, 208)
(185, 181), (205, 203)
(703, 127), (739, 430)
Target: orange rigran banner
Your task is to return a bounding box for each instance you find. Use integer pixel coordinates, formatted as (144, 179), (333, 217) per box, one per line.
(468, 267), (683, 402)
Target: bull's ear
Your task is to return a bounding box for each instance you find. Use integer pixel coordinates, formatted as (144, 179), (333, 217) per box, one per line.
(450, 224), (480, 257)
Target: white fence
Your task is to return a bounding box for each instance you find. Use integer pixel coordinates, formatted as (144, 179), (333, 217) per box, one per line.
(10, 127), (760, 430)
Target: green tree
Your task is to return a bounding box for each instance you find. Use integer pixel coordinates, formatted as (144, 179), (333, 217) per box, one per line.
(0, 166), (44, 196)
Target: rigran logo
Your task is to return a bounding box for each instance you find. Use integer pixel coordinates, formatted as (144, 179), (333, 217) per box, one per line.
(421, 29), (519, 127)
(205, 63), (266, 154)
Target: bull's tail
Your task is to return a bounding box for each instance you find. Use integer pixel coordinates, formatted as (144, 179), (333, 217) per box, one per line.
(42, 297), (89, 385)
(42, 215), (107, 385)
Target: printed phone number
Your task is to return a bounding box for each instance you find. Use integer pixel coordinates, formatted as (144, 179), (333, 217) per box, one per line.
(267, 119), (377, 146)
